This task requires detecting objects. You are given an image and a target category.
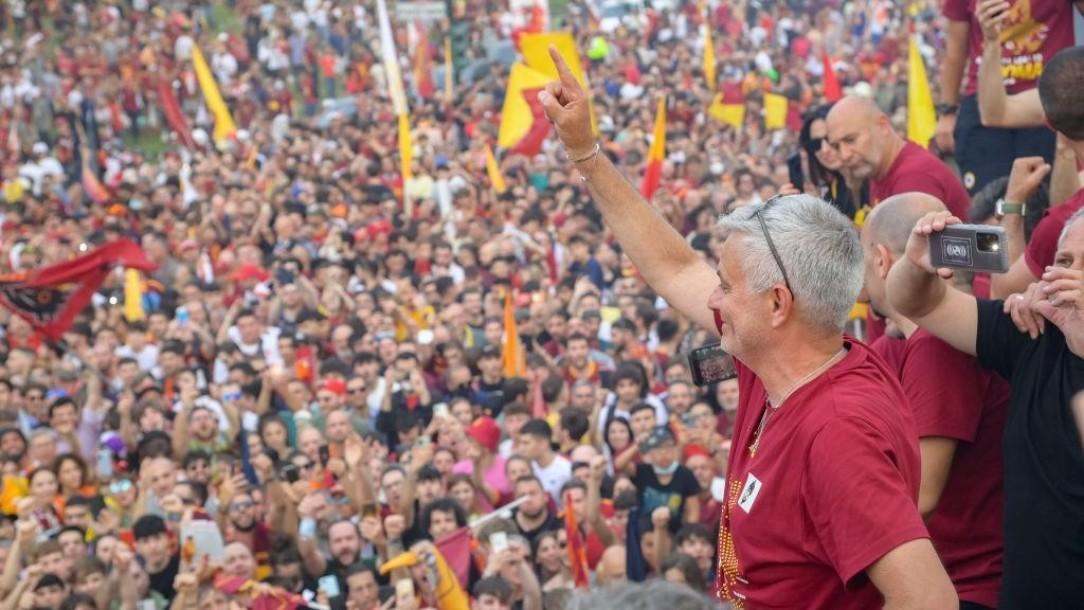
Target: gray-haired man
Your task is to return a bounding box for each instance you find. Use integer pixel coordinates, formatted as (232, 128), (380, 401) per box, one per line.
(538, 46), (954, 609)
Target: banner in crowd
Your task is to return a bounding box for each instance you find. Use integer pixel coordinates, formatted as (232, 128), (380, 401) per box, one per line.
(641, 96), (667, 199)
(191, 45), (237, 145)
(908, 36), (936, 148)
(0, 240), (155, 341)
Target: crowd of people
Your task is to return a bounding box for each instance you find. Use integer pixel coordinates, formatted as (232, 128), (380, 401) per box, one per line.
(0, 0), (1082, 609)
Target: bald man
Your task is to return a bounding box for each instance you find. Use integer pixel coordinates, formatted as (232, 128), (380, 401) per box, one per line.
(863, 192), (1009, 609)
(826, 96), (971, 221)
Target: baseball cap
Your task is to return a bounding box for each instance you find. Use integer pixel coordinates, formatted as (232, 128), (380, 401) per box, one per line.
(640, 426), (676, 452)
(321, 377), (347, 397)
(467, 416), (501, 453)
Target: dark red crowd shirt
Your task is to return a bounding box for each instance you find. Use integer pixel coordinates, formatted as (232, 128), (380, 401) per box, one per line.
(886, 329), (1009, 607)
(942, 0), (1076, 96)
(870, 142), (971, 219)
(1023, 188), (1084, 278)
(716, 339), (927, 608)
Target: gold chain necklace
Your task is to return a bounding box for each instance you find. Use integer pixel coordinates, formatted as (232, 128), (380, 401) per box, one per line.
(748, 348), (846, 457)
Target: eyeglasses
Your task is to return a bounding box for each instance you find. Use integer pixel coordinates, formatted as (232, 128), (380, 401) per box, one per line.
(229, 500), (255, 511)
(347, 387), (365, 394)
(295, 461), (315, 471)
(753, 196), (794, 297)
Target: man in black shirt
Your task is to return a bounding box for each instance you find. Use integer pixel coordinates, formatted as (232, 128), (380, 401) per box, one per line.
(631, 427), (700, 532)
(510, 475), (560, 547)
(888, 91), (1084, 610)
(132, 515), (180, 601)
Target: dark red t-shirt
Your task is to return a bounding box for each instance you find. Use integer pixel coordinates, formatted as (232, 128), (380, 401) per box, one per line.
(870, 142), (971, 219)
(869, 334), (907, 372)
(896, 330), (1008, 607)
(1024, 188), (1084, 277)
(942, 0), (1076, 96)
(716, 339), (927, 608)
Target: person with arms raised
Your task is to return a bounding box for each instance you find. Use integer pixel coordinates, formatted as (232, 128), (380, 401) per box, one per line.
(538, 46), (955, 609)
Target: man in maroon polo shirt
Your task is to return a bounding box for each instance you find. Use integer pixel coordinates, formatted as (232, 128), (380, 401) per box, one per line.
(826, 95), (972, 220)
(864, 193), (1010, 610)
(539, 47), (957, 609)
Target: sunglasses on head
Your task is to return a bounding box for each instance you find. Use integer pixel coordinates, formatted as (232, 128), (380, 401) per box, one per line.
(752, 196), (794, 298)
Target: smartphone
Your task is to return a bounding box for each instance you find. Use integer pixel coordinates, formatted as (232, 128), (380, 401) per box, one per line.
(176, 307), (189, 327)
(96, 448), (113, 479)
(280, 463), (300, 483)
(361, 504), (378, 519)
(688, 344), (737, 386)
(433, 402), (449, 419)
(317, 575), (341, 598)
(416, 435), (431, 447)
(929, 224), (1009, 273)
(318, 445), (330, 467)
(489, 531), (509, 553)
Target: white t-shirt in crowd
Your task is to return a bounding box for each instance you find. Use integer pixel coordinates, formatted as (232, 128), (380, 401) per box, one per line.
(532, 454), (572, 505)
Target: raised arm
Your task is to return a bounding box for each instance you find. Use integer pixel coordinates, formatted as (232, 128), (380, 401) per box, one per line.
(976, 0), (1046, 128)
(936, 18), (969, 153)
(539, 47), (718, 334)
(886, 211), (979, 356)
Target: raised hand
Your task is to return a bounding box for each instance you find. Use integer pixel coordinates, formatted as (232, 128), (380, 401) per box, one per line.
(537, 46), (595, 159)
(976, 0), (1011, 42)
(1004, 281), (1048, 339)
(1005, 156), (1051, 204)
(904, 211), (963, 279)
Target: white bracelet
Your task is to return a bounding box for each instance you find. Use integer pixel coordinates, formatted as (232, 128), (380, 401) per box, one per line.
(569, 142), (600, 163)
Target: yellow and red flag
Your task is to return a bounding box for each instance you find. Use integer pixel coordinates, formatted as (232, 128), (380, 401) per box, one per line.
(703, 8), (716, 92)
(190, 45), (236, 145)
(640, 95), (667, 199)
(564, 491), (590, 588)
(498, 62), (553, 155)
(413, 22), (435, 99)
(502, 289), (526, 378)
(377, 0), (413, 194)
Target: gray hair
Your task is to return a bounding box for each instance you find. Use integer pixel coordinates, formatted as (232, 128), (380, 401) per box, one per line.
(567, 581), (723, 610)
(1057, 207), (1084, 249)
(716, 195), (863, 333)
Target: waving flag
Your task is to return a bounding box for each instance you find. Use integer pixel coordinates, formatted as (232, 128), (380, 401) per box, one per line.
(191, 45), (236, 145)
(822, 51), (842, 102)
(155, 76), (198, 149)
(640, 96), (667, 199)
(413, 22), (436, 99)
(377, 0), (413, 198)
(0, 240), (155, 341)
(498, 63), (553, 154)
(502, 289), (526, 377)
(443, 37), (454, 103)
(703, 10), (716, 92)
(907, 36), (936, 148)
(520, 32), (596, 134)
(564, 491), (590, 588)
(764, 93), (788, 130)
(484, 144), (507, 194)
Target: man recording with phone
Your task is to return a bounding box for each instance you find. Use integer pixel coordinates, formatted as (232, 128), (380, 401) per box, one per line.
(863, 193), (1010, 609)
(539, 46), (956, 608)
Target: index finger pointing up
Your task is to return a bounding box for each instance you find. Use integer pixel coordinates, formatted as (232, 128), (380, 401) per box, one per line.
(548, 45), (582, 95)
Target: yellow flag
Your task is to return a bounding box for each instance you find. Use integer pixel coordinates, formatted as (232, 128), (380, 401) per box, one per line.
(124, 269), (145, 322)
(708, 94), (744, 129)
(764, 93), (788, 130)
(519, 32), (597, 134)
(907, 36), (936, 148)
(444, 37), (454, 104)
(191, 45), (236, 145)
(498, 63), (554, 149)
(398, 112), (413, 184)
(484, 144), (507, 193)
(703, 10), (716, 91)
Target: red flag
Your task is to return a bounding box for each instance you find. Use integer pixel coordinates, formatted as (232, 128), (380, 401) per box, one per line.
(213, 575), (305, 610)
(435, 526), (472, 590)
(822, 51), (842, 102)
(155, 76), (198, 149)
(81, 163), (111, 205)
(564, 491), (590, 588)
(413, 22), (436, 99)
(0, 240), (155, 341)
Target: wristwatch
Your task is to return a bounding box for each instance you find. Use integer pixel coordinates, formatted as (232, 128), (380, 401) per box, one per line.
(995, 198), (1026, 219)
(935, 103), (959, 116)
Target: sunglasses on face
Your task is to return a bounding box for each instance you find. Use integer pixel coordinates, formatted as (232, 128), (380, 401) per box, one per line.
(109, 480), (133, 495)
(230, 501), (255, 512)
